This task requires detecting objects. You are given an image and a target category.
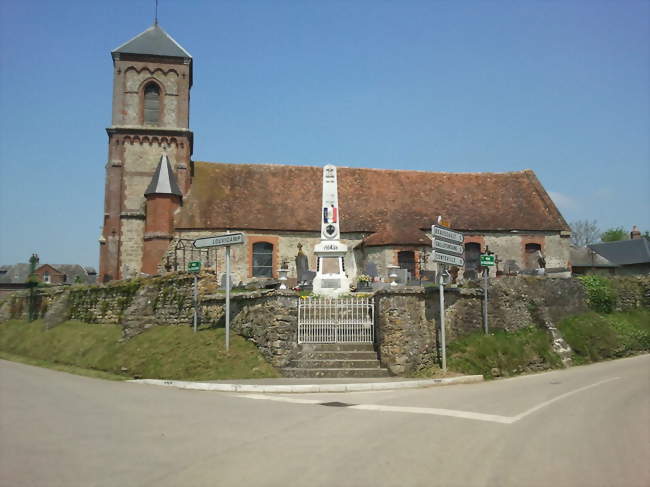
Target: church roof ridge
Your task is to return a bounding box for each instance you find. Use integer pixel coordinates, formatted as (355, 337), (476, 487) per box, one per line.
(192, 160), (533, 177)
(112, 24), (191, 58)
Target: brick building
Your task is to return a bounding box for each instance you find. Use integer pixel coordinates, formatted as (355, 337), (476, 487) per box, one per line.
(99, 24), (572, 284)
(0, 263), (97, 296)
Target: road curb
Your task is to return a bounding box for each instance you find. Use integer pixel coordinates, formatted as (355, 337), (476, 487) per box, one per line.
(128, 375), (484, 393)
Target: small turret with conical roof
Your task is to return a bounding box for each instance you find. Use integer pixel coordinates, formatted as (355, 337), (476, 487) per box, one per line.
(142, 152), (183, 275)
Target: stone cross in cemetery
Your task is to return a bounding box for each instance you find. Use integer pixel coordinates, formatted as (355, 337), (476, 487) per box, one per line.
(312, 164), (351, 296)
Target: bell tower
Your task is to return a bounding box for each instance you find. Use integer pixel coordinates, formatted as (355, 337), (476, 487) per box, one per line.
(99, 24), (193, 281)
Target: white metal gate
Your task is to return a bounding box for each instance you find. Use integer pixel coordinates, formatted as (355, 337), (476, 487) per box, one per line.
(298, 297), (374, 344)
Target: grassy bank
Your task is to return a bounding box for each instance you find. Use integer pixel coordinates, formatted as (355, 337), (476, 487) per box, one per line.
(558, 310), (650, 364)
(443, 310), (650, 379)
(446, 326), (562, 379)
(0, 320), (280, 381)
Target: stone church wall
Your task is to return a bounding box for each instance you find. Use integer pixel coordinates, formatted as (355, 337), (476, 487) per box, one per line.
(168, 230), (570, 285)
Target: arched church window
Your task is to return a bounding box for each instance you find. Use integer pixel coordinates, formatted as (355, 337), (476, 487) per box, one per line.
(464, 242), (481, 280)
(252, 242), (274, 277)
(397, 251), (416, 279)
(143, 82), (161, 124)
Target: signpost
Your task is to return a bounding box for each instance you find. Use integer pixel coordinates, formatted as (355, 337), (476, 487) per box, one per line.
(480, 254), (495, 267)
(431, 218), (464, 372)
(480, 252), (495, 334)
(194, 233), (245, 248)
(193, 233), (245, 351)
(188, 261), (201, 333)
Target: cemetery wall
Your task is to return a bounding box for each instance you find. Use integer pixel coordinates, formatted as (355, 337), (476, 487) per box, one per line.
(3, 274), (645, 376)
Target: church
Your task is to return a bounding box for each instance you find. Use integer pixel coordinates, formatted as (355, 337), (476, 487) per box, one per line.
(99, 24), (572, 285)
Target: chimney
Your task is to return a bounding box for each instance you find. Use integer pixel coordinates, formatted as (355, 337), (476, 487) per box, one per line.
(630, 225), (641, 240)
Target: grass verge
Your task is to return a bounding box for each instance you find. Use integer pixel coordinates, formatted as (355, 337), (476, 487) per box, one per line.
(0, 351), (125, 380)
(0, 320), (281, 381)
(558, 309), (650, 365)
(446, 326), (562, 379)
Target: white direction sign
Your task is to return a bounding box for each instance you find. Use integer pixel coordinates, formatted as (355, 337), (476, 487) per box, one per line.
(432, 225), (464, 243)
(193, 233), (245, 249)
(433, 239), (464, 255)
(432, 251), (464, 267)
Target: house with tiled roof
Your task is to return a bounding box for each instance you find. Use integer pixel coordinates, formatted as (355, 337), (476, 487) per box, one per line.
(99, 25), (572, 284)
(0, 262), (97, 296)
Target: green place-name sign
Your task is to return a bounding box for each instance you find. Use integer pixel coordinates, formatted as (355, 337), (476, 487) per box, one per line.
(188, 261), (202, 273)
(480, 254), (495, 266)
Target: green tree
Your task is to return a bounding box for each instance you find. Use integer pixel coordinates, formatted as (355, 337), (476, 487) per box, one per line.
(600, 227), (627, 242)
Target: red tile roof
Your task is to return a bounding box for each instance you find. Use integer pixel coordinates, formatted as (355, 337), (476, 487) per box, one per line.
(175, 162), (570, 239)
(362, 225), (431, 247)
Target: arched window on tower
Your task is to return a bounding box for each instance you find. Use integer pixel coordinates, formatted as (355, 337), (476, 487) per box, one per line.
(143, 82), (161, 124)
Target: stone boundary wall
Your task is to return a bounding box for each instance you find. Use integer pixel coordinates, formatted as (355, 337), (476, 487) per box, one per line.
(1, 274), (648, 375)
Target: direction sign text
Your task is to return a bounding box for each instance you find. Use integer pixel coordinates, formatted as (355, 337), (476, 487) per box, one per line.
(432, 225), (464, 243)
(480, 254), (495, 266)
(194, 233), (245, 249)
(433, 239), (464, 255)
(432, 251), (464, 267)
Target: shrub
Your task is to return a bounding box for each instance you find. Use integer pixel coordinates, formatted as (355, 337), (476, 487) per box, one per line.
(447, 326), (562, 378)
(578, 275), (617, 313)
(558, 310), (650, 363)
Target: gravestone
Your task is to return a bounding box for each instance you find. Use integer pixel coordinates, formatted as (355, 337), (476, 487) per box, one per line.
(365, 262), (378, 279)
(295, 243), (310, 285)
(394, 268), (408, 284)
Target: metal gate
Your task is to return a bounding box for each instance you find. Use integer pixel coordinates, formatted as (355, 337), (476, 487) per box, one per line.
(298, 297), (374, 343)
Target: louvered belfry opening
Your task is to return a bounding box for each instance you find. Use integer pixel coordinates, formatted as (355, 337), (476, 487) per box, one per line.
(143, 82), (161, 124)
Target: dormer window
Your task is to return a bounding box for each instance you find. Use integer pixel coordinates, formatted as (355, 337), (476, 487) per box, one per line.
(143, 82), (161, 124)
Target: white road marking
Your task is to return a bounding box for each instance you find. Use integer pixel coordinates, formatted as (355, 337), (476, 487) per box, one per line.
(241, 377), (621, 425)
(511, 376), (620, 422)
(348, 403), (515, 424)
(243, 393), (323, 405)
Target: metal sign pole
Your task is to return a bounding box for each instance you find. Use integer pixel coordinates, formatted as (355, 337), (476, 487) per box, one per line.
(193, 274), (198, 333)
(225, 244), (231, 352)
(439, 263), (447, 372)
(483, 268), (489, 335)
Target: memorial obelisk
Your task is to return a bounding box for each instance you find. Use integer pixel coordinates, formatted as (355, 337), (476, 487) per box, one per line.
(312, 165), (350, 296)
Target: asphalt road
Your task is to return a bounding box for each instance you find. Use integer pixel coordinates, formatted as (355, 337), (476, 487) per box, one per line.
(1, 355), (648, 487)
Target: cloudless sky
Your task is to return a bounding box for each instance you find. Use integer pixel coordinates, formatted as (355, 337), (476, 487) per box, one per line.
(0, 0), (648, 268)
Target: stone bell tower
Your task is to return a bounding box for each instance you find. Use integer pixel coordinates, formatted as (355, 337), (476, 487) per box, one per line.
(99, 24), (193, 282)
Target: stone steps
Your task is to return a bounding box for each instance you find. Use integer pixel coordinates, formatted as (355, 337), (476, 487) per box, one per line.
(282, 368), (391, 378)
(299, 343), (376, 352)
(288, 359), (382, 369)
(282, 343), (390, 378)
(297, 351), (379, 360)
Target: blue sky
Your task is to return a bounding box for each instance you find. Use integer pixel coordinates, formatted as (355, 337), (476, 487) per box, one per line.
(0, 0), (648, 268)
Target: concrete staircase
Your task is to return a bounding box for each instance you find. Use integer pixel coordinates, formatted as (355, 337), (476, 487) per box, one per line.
(282, 343), (390, 378)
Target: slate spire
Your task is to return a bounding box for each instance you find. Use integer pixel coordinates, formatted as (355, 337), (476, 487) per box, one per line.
(112, 24), (191, 59)
(145, 153), (183, 197)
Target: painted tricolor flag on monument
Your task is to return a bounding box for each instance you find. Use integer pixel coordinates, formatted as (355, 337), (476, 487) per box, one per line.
(323, 205), (338, 223)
